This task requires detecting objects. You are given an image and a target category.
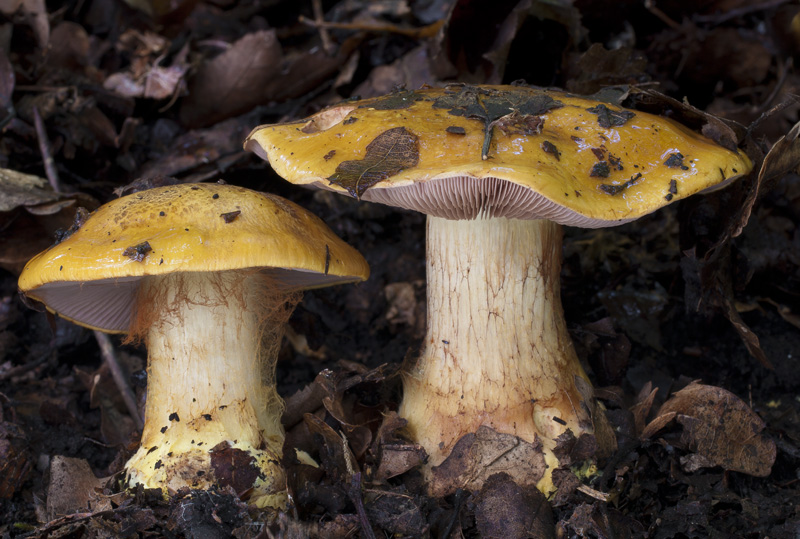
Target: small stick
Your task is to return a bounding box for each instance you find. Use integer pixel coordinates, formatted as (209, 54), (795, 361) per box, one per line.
(440, 488), (466, 539)
(644, 0), (684, 32)
(311, 0), (335, 55)
(93, 331), (144, 431)
(348, 472), (377, 539)
(577, 483), (610, 502)
(32, 106), (62, 193)
(299, 15), (445, 39)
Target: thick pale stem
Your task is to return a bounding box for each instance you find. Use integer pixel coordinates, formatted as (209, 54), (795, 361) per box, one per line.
(125, 271), (290, 508)
(399, 217), (592, 477)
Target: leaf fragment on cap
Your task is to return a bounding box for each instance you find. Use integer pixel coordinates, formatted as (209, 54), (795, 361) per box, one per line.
(328, 127), (420, 198)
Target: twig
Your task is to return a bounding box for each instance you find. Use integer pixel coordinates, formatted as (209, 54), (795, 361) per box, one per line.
(348, 472), (377, 539)
(311, 0), (335, 55)
(32, 106), (62, 193)
(299, 15), (445, 39)
(0, 348), (53, 381)
(577, 484), (610, 502)
(644, 0), (684, 32)
(441, 488), (466, 539)
(93, 331), (144, 431)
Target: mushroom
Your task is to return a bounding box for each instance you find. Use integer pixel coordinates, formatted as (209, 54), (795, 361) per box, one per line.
(17, 183), (369, 508)
(244, 84), (752, 492)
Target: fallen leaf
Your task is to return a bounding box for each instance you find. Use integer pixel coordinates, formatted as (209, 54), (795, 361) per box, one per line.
(565, 44), (648, 95)
(474, 473), (554, 539)
(179, 31), (282, 128)
(0, 421), (31, 499)
(46, 456), (109, 520)
(46, 22), (89, 72)
(366, 412), (427, 481)
(641, 382), (776, 477)
(630, 385), (658, 436)
(429, 425), (546, 497)
(304, 412), (358, 482)
(365, 489), (427, 536)
(328, 127), (420, 198)
(0, 0), (49, 50)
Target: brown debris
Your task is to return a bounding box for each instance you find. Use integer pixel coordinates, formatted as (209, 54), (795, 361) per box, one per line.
(45, 456), (109, 520)
(0, 420), (31, 499)
(179, 31), (282, 128)
(429, 426), (546, 497)
(474, 473), (555, 539)
(1, 0), (799, 536)
(122, 241), (153, 262)
(642, 381), (776, 477)
(328, 127), (420, 198)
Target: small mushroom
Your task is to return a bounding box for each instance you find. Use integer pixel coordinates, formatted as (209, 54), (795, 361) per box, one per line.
(244, 84), (753, 493)
(17, 183), (369, 508)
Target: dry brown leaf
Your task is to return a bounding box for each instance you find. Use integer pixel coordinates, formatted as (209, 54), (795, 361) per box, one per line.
(304, 413), (358, 482)
(641, 382), (776, 477)
(46, 456), (110, 521)
(0, 169), (98, 273)
(574, 375), (616, 460)
(429, 425), (546, 497)
(179, 31), (282, 128)
(0, 421), (30, 499)
(364, 489), (426, 536)
(46, 22), (89, 71)
(630, 385), (658, 437)
(0, 0), (48, 49)
(353, 46), (435, 98)
(474, 473), (555, 539)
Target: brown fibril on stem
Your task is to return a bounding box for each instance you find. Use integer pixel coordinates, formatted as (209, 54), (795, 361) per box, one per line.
(399, 216), (591, 491)
(124, 269), (301, 507)
(17, 183), (370, 508)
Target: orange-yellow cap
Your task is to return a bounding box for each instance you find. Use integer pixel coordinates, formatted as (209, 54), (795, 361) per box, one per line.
(18, 183), (369, 332)
(245, 84), (752, 227)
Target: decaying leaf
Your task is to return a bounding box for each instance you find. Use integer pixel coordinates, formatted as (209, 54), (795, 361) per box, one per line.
(429, 425), (546, 497)
(370, 412), (426, 481)
(432, 84), (564, 159)
(364, 489), (427, 536)
(0, 420), (31, 499)
(630, 383), (658, 436)
(561, 502), (645, 538)
(304, 412), (358, 482)
(474, 473), (554, 539)
(641, 382), (776, 477)
(0, 168), (59, 211)
(0, 169), (98, 273)
(46, 456), (110, 521)
(179, 31), (283, 128)
(328, 127), (420, 198)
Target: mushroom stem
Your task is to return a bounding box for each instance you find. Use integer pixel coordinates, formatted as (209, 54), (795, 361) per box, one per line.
(124, 270), (297, 509)
(399, 216), (592, 489)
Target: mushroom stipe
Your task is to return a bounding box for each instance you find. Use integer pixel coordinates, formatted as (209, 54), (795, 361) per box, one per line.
(245, 83), (753, 495)
(18, 183), (369, 508)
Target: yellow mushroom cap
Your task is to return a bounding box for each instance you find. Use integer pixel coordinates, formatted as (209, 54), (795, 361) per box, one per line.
(18, 183), (370, 333)
(245, 84), (752, 227)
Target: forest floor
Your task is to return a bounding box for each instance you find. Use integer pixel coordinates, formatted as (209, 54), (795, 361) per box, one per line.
(1, 0), (800, 537)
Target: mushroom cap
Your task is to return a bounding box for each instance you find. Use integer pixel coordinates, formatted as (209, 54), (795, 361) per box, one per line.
(18, 183), (370, 333)
(245, 85), (753, 227)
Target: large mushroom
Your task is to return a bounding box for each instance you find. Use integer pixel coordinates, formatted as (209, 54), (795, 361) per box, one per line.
(17, 183), (369, 508)
(244, 84), (752, 491)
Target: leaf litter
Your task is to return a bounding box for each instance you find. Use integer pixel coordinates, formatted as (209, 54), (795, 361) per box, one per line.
(1, 0), (800, 537)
